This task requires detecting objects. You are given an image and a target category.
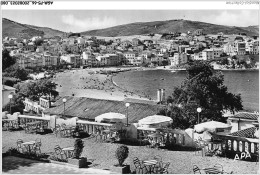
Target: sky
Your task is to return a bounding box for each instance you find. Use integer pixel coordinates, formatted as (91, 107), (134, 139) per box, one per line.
(2, 10), (259, 33)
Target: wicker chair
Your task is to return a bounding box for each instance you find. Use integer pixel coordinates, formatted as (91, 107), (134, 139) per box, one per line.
(193, 165), (201, 174)
(54, 145), (67, 159)
(33, 139), (42, 154)
(16, 139), (25, 153)
(53, 124), (61, 137)
(194, 138), (209, 156)
(133, 157), (146, 174)
(213, 163), (224, 174)
(153, 155), (163, 173)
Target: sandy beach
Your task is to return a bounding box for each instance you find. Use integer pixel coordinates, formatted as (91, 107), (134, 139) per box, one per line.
(53, 67), (155, 102)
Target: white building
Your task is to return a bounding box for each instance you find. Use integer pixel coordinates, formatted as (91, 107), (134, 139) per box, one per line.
(213, 48), (224, 58)
(60, 54), (81, 67)
(123, 52), (136, 65)
(131, 56), (144, 66)
(192, 52), (204, 61)
(77, 37), (86, 45)
(170, 53), (188, 66)
(246, 40), (259, 55)
(234, 41), (246, 55)
(202, 49), (214, 60)
(228, 112), (259, 133)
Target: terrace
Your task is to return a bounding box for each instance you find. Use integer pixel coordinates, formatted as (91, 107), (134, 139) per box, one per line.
(2, 130), (258, 174)
(2, 112), (259, 174)
(2, 96), (259, 174)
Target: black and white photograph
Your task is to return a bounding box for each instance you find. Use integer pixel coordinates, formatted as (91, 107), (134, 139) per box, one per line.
(1, 1), (259, 174)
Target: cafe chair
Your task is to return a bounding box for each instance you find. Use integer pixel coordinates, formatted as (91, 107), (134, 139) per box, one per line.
(33, 141), (42, 154)
(213, 163), (224, 173)
(133, 157), (146, 174)
(24, 125), (30, 133)
(17, 139), (25, 153)
(54, 145), (67, 159)
(157, 162), (170, 174)
(193, 165), (201, 174)
(153, 156), (163, 173)
(53, 124), (61, 137)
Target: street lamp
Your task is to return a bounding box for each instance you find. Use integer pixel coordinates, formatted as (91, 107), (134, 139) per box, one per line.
(62, 98), (67, 117)
(8, 94), (13, 114)
(125, 103), (130, 126)
(197, 107), (202, 124)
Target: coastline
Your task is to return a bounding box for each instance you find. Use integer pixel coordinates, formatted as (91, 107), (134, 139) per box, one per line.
(53, 66), (258, 104)
(53, 67), (155, 102)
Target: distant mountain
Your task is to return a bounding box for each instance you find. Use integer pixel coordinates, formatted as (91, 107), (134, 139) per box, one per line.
(2, 18), (65, 39)
(2, 18), (258, 39)
(81, 19), (259, 37)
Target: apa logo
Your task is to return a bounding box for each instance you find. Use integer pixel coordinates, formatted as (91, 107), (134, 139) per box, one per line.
(234, 152), (251, 160)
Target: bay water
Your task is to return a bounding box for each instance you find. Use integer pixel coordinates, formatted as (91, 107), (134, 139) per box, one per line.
(113, 69), (259, 111)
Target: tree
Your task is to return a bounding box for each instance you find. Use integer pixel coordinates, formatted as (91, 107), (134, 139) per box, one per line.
(34, 39), (44, 46)
(2, 49), (16, 70)
(162, 61), (243, 129)
(4, 65), (30, 81)
(14, 78), (59, 102)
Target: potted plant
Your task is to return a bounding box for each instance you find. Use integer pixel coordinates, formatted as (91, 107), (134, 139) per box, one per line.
(68, 139), (87, 168)
(112, 145), (130, 174)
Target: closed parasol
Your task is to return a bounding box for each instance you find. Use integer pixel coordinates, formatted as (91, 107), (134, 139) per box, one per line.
(95, 112), (126, 123)
(148, 133), (164, 138)
(138, 115), (173, 127)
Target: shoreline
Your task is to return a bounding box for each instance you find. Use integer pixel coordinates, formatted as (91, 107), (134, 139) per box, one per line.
(53, 67), (155, 102)
(53, 66), (259, 111)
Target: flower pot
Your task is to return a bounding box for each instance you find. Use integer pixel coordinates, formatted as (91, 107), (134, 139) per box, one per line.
(68, 157), (87, 168)
(111, 164), (130, 174)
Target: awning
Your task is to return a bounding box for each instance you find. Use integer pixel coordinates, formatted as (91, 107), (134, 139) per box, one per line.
(95, 112), (126, 123)
(194, 121), (232, 133)
(138, 115), (173, 125)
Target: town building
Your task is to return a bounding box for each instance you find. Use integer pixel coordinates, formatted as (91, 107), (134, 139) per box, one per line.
(234, 41), (246, 55)
(228, 112), (259, 133)
(170, 53), (188, 66)
(60, 54), (81, 67)
(202, 49), (214, 60)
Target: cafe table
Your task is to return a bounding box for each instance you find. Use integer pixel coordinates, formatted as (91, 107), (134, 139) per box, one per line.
(143, 159), (158, 174)
(202, 167), (223, 174)
(2, 119), (17, 129)
(62, 147), (74, 158)
(26, 121), (42, 133)
(22, 141), (36, 153)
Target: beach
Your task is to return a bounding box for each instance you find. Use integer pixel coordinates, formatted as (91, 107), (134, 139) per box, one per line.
(53, 67), (154, 102)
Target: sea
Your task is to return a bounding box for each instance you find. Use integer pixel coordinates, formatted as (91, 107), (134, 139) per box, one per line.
(113, 69), (259, 111)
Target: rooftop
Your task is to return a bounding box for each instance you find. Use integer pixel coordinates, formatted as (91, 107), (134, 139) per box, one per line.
(230, 112), (259, 121)
(230, 127), (257, 138)
(43, 96), (158, 123)
(2, 85), (16, 91)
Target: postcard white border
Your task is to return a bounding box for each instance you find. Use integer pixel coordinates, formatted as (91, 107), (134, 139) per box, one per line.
(1, 1), (259, 10)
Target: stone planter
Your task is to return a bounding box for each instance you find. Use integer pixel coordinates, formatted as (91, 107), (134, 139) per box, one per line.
(111, 164), (130, 174)
(68, 157), (87, 168)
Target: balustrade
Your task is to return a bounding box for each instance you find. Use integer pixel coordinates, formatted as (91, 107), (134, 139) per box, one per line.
(76, 120), (113, 135)
(217, 135), (258, 155)
(137, 128), (186, 146)
(18, 115), (50, 128)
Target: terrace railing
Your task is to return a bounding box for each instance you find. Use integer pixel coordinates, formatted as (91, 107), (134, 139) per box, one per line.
(137, 127), (186, 146)
(18, 115), (50, 128)
(76, 120), (113, 135)
(215, 134), (259, 155)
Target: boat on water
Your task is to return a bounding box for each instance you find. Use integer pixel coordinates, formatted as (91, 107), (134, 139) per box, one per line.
(171, 70), (176, 73)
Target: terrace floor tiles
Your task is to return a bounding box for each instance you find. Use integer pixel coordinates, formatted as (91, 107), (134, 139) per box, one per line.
(2, 156), (112, 174)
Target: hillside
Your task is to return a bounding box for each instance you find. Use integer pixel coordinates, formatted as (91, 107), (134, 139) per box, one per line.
(81, 19), (259, 37)
(2, 18), (65, 39)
